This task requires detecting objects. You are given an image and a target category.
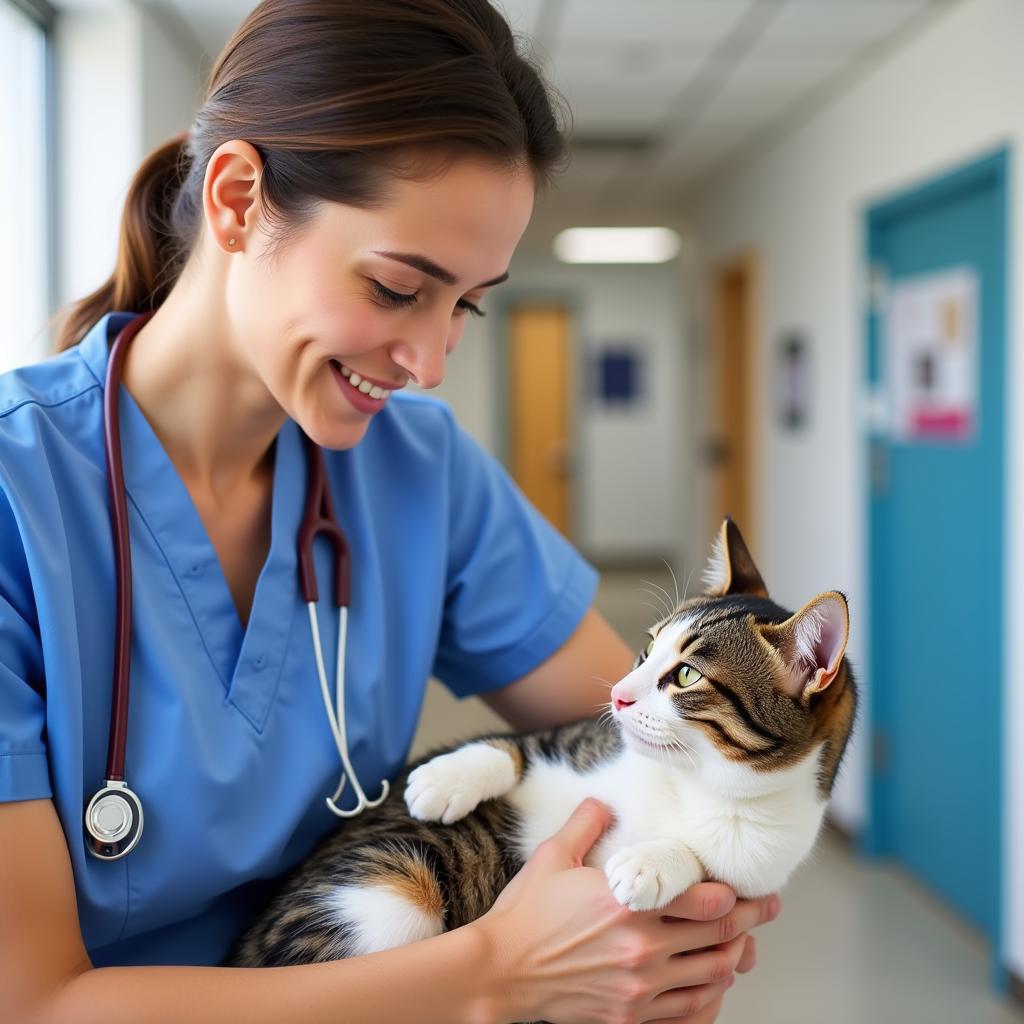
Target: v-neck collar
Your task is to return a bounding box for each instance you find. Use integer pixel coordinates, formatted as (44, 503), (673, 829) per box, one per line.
(78, 312), (306, 731)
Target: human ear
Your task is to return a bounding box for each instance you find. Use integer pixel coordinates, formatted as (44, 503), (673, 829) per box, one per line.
(202, 139), (265, 253)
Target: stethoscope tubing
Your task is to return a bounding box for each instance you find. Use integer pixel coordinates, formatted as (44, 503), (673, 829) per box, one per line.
(85, 312), (388, 861)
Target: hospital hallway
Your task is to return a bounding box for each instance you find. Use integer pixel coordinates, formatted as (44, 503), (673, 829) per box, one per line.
(414, 566), (1024, 1024)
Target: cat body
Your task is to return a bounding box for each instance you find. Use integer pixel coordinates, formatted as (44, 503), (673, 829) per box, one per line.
(226, 519), (857, 971)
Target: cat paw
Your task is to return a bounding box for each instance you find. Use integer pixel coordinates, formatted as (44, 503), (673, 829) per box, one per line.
(405, 743), (519, 825)
(604, 842), (702, 912)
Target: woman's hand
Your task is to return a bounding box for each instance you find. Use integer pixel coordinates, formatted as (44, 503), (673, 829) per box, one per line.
(473, 798), (779, 1024)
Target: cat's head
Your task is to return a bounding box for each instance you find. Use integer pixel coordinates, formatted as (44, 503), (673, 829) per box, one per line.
(610, 518), (857, 800)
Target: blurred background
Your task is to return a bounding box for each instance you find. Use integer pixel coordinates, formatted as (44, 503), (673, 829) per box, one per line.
(3, 0), (1022, 1020)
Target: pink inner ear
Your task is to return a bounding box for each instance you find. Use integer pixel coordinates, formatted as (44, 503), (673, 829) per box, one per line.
(797, 597), (848, 694)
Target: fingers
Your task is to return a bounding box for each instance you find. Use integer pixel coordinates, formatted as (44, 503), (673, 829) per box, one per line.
(537, 798), (615, 869)
(679, 992), (726, 1024)
(661, 882), (738, 923)
(645, 979), (730, 1021)
(735, 934), (756, 974)
(657, 891), (780, 956)
(652, 932), (746, 994)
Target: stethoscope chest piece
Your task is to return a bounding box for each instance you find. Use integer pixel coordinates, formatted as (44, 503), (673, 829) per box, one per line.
(85, 780), (144, 860)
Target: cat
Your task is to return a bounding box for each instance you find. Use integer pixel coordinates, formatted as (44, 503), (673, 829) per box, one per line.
(225, 517), (857, 971)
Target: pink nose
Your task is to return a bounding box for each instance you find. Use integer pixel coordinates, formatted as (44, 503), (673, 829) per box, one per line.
(613, 695), (635, 712)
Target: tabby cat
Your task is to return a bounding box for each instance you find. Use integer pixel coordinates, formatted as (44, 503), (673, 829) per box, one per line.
(226, 518), (857, 970)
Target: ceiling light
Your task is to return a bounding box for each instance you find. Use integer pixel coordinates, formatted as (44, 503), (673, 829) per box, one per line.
(553, 227), (681, 264)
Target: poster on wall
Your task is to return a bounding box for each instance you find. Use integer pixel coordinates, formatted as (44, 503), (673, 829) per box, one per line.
(777, 332), (811, 432)
(884, 266), (978, 443)
(593, 344), (645, 407)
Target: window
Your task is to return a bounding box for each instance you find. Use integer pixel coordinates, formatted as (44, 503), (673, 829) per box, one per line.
(1, 1), (53, 372)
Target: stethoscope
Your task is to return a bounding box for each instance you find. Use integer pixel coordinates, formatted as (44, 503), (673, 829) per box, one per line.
(84, 312), (389, 861)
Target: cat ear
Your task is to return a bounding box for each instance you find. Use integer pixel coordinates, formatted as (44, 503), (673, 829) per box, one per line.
(763, 592), (850, 700)
(703, 517), (768, 598)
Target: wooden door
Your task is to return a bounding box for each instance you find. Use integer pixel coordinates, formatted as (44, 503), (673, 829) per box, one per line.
(709, 254), (759, 541)
(507, 304), (572, 537)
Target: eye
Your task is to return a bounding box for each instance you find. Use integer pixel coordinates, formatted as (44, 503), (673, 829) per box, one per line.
(676, 664), (704, 688)
(371, 280), (417, 308)
(644, 638), (655, 658)
(372, 280), (486, 318)
(455, 298), (486, 318)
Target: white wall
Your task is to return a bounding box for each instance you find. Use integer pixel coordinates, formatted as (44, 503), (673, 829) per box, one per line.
(55, 4), (141, 313)
(431, 248), (691, 563)
(684, 0), (1023, 977)
(51, 0), (203, 343)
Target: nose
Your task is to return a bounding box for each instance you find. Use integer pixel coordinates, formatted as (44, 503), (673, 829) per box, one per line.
(613, 696), (636, 712)
(388, 327), (450, 390)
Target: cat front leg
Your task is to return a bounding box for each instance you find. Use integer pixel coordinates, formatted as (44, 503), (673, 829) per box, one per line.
(604, 840), (705, 912)
(404, 738), (523, 824)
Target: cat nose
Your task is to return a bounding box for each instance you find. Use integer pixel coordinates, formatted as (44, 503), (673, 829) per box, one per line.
(613, 696), (635, 712)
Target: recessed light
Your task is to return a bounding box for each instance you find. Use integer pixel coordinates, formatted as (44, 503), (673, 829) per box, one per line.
(553, 227), (681, 264)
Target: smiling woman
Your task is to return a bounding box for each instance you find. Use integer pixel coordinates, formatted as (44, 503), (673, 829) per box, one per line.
(0, 2), (768, 1023)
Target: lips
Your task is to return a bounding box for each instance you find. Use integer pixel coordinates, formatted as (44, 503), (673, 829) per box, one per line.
(329, 360), (389, 413)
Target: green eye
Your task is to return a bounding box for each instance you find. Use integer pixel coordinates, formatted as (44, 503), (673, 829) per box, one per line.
(644, 638), (655, 657)
(677, 664), (704, 688)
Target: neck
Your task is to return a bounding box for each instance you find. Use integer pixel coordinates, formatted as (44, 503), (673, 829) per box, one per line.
(120, 262), (285, 503)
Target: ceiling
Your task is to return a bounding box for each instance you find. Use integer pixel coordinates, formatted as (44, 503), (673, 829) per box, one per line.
(159, 0), (959, 215)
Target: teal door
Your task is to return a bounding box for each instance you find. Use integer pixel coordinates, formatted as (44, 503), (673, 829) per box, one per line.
(864, 148), (1007, 950)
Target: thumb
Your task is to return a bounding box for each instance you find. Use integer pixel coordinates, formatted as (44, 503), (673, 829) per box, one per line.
(544, 798), (614, 869)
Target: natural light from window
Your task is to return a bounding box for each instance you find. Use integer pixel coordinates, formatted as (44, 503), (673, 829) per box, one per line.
(1, 1), (49, 373)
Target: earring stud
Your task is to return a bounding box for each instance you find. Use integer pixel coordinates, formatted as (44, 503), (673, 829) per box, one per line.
(228, 238), (237, 246)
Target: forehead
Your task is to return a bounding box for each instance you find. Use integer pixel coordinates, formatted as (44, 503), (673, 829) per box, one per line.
(657, 594), (793, 637)
(310, 156), (535, 277)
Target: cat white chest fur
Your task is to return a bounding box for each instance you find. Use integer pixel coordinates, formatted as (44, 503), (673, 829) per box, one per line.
(504, 742), (828, 901)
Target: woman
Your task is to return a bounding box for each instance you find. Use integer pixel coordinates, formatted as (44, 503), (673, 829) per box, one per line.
(0, 1), (778, 1021)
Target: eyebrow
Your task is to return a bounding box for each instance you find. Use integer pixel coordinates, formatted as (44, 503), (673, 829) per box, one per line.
(373, 250), (510, 289)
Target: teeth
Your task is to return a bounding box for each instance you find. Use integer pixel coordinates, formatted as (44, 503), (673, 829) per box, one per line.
(335, 361), (390, 401)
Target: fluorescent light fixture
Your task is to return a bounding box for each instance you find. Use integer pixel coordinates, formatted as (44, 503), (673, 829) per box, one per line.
(553, 227), (681, 264)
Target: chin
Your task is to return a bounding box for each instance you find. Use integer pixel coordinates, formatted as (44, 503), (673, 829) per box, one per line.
(297, 406), (374, 451)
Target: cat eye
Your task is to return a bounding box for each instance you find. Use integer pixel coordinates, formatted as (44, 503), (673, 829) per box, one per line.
(644, 638), (655, 658)
(677, 664), (703, 688)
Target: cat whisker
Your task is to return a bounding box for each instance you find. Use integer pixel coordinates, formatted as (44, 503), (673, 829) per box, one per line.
(666, 732), (698, 771)
(638, 598), (670, 623)
(636, 587), (671, 621)
(660, 557), (681, 610)
(640, 579), (674, 619)
(681, 565), (696, 605)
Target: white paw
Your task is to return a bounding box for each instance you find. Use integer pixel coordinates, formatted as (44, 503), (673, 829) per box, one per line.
(604, 842), (703, 912)
(405, 743), (519, 824)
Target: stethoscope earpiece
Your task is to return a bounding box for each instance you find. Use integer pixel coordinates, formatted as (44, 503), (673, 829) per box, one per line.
(85, 780), (144, 861)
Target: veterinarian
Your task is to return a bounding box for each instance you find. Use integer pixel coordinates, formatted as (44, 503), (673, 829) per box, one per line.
(0, 1), (779, 1021)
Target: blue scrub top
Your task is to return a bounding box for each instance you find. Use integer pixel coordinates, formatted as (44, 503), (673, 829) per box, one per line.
(0, 312), (598, 967)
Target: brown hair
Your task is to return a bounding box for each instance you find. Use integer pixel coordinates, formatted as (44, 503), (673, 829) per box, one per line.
(52, 0), (568, 352)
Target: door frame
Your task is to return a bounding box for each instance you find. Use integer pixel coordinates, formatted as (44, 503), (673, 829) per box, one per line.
(861, 145), (1010, 980)
(491, 289), (586, 545)
(709, 250), (761, 552)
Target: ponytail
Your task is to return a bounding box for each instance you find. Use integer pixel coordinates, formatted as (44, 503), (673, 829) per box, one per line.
(52, 133), (193, 352)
